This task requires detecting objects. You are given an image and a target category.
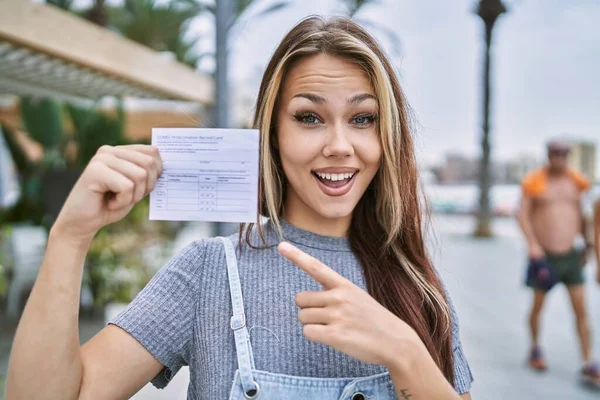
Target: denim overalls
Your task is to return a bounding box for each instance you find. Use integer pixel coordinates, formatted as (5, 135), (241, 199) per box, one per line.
(220, 237), (397, 400)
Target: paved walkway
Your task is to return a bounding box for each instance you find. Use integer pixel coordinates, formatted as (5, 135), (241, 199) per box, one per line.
(2, 215), (600, 399)
(433, 215), (600, 400)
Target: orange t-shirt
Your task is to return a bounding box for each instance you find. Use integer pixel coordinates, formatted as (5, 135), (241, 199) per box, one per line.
(521, 167), (591, 197)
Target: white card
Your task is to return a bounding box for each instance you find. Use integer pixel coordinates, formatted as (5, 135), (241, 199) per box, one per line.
(149, 128), (259, 223)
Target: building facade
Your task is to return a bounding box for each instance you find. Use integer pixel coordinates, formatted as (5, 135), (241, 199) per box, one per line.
(567, 141), (597, 182)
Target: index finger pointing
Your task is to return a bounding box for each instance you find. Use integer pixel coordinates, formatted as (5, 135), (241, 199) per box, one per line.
(278, 242), (350, 289)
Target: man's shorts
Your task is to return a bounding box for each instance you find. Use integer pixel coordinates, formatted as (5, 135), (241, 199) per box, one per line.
(525, 248), (585, 291)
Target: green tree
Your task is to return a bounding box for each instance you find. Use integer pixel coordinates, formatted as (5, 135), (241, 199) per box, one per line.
(46, 0), (75, 10)
(108, 0), (206, 67)
(474, 0), (507, 237)
(46, 0), (108, 27)
(0, 97), (67, 226)
(47, 0), (203, 67)
(87, 0), (109, 27)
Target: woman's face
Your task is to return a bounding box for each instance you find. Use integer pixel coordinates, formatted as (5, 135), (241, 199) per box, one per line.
(276, 53), (382, 228)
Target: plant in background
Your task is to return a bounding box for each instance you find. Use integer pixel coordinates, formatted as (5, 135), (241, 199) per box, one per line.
(67, 102), (127, 167)
(19, 97), (66, 157)
(108, 0), (205, 67)
(85, 197), (181, 306)
(0, 97), (67, 227)
(0, 97), (130, 228)
(86, 228), (152, 305)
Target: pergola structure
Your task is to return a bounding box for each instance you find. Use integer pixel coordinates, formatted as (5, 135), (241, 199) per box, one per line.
(0, 0), (213, 104)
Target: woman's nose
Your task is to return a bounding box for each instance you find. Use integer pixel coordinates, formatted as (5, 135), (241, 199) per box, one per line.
(322, 124), (354, 157)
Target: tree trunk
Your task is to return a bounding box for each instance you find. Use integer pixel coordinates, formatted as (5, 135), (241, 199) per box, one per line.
(87, 0), (108, 27)
(474, 23), (494, 238)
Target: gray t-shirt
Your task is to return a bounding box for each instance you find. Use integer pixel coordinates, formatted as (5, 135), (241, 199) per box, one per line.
(111, 221), (473, 399)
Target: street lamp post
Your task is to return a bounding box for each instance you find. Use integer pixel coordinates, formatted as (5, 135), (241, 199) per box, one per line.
(215, 0), (236, 236)
(216, 0), (234, 130)
(474, 0), (506, 238)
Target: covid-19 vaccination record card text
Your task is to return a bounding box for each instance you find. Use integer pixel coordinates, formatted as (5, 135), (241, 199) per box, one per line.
(149, 128), (259, 223)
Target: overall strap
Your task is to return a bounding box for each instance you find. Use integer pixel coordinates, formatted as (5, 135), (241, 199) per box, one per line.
(219, 237), (257, 394)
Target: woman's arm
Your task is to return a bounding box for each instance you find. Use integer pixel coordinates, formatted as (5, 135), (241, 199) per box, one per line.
(7, 230), (88, 399)
(7, 230), (163, 400)
(386, 341), (464, 399)
(79, 325), (164, 399)
(6, 145), (163, 400)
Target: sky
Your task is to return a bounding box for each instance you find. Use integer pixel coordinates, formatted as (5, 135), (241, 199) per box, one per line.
(56, 0), (600, 174)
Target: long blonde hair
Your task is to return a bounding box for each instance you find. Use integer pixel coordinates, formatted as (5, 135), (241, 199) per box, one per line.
(244, 16), (454, 382)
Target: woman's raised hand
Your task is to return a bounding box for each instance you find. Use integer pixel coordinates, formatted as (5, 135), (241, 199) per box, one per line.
(52, 145), (162, 245)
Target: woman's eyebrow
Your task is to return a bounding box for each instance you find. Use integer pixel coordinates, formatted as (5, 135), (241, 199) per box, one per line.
(292, 93), (326, 104)
(347, 93), (377, 105)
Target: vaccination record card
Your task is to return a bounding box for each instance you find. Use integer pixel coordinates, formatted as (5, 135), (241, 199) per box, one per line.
(149, 128), (259, 223)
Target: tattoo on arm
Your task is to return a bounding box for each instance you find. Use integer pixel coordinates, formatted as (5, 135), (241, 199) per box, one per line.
(400, 389), (413, 399)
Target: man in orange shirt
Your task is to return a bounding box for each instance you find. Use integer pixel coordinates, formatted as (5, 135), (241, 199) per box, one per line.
(518, 141), (599, 384)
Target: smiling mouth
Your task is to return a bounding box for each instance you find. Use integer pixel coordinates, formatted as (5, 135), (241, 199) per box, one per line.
(312, 171), (356, 188)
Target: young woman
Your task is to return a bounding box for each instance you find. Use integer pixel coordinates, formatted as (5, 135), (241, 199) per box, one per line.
(6, 16), (473, 400)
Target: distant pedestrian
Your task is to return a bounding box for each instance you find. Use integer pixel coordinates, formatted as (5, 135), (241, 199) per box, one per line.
(517, 140), (599, 384)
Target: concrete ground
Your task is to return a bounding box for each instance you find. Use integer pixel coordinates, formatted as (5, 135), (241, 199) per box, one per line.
(2, 215), (600, 399)
(433, 215), (600, 400)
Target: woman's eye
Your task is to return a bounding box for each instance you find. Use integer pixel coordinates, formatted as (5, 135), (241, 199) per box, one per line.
(294, 112), (321, 125)
(351, 114), (376, 126)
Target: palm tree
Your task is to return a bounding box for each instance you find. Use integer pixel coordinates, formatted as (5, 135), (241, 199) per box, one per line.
(47, 0), (108, 27)
(107, 0), (205, 67)
(474, 0), (507, 238)
(86, 0), (108, 27)
(47, 0), (200, 65)
(46, 0), (75, 10)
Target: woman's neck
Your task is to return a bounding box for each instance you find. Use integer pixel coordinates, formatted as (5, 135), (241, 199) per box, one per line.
(283, 196), (351, 238)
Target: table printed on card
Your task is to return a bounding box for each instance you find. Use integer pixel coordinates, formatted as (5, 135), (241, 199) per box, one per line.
(149, 128), (259, 223)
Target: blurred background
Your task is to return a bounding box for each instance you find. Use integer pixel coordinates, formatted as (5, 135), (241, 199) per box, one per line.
(0, 0), (598, 399)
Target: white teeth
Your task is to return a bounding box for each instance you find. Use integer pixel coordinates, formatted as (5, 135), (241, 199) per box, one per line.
(315, 172), (356, 181)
